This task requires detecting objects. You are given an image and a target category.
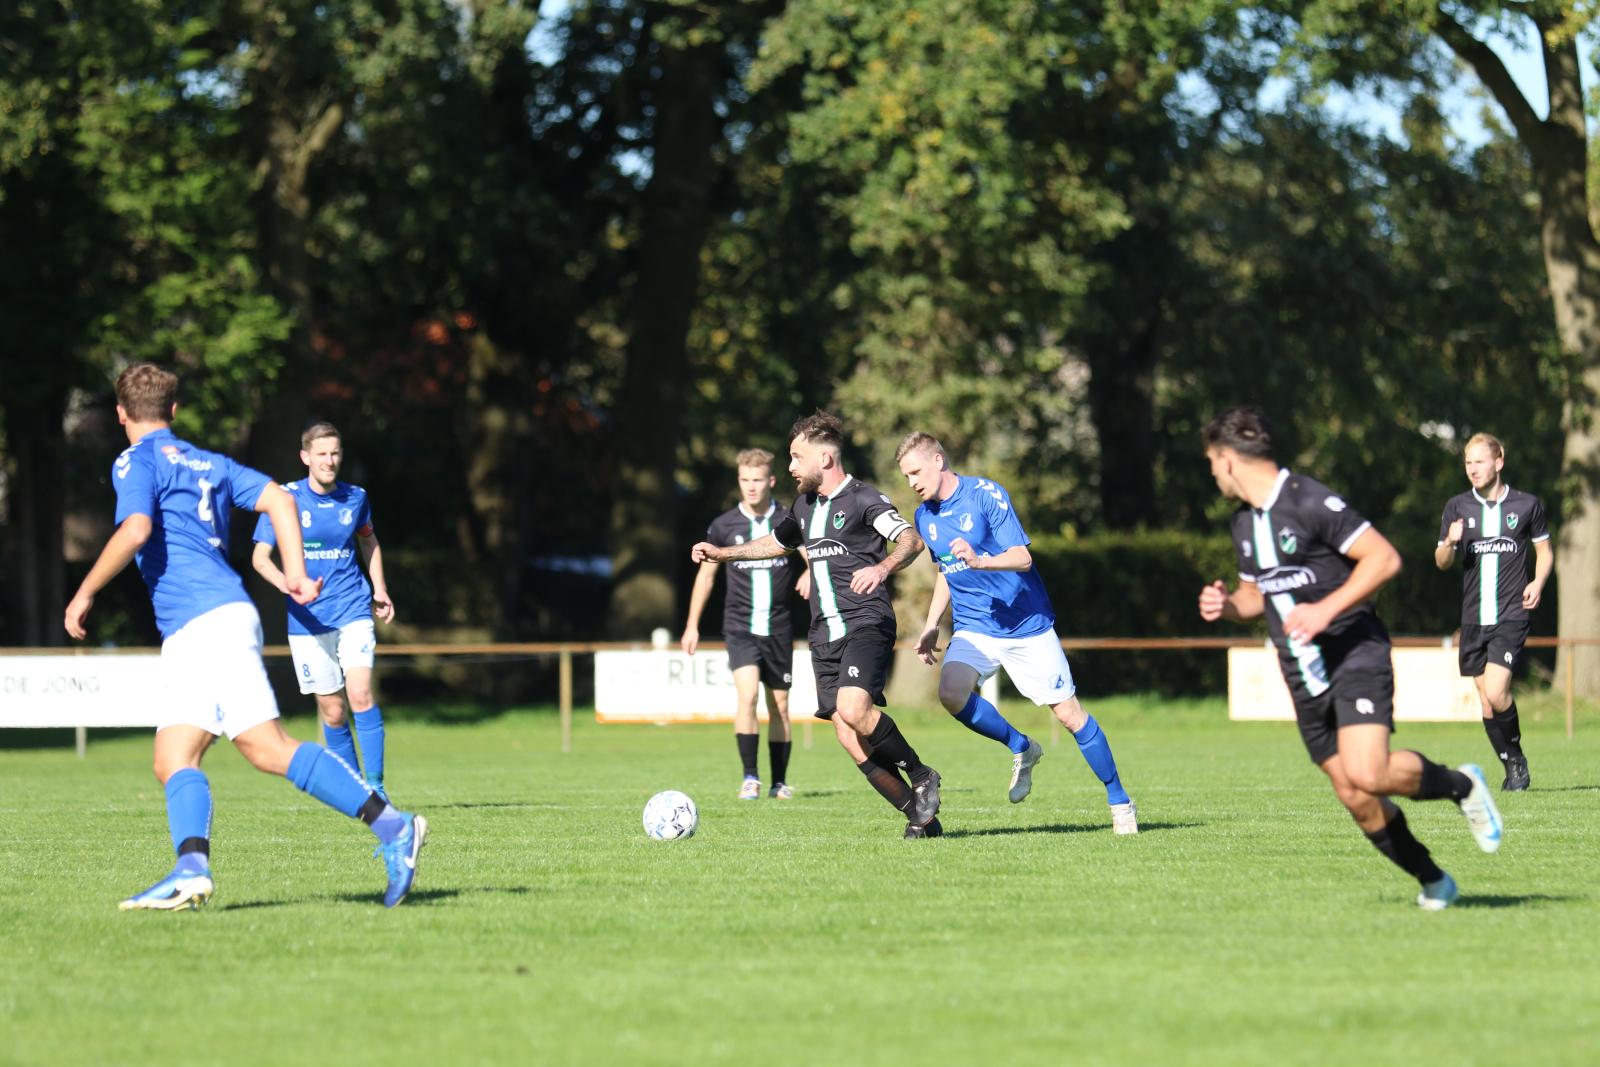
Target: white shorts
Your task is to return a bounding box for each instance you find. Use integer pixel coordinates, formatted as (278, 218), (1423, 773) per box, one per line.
(288, 618), (377, 695)
(159, 601), (281, 739)
(945, 628), (1076, 707)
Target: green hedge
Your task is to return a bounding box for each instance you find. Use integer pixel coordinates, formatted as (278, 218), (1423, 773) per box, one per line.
(1026, 528), (1557, 696)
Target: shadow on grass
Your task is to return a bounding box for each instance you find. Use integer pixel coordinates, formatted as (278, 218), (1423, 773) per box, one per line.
(942, 820), (1201, 839)
(428, 802), (562, 810)
(220, 885), (533, 911)
(1454, 893), (1580, 909)
(1529, 785), (1600, 793)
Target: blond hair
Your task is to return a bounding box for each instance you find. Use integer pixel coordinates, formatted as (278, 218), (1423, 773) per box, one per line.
(1464, 432), (1504, 460)
(735, 447), (774, 471)
(114, 363), (178, 422)
(894, 431), (945, 464)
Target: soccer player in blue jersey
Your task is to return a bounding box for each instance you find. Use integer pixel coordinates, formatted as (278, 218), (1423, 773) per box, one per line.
(63, 364), (426, 910)
(896, 433), (1138, 833)
(253, 421), (396, 799)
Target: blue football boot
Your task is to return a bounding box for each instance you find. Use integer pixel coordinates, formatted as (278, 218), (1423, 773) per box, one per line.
(376, 813), (427, 907)
(119, 867), (214, 912)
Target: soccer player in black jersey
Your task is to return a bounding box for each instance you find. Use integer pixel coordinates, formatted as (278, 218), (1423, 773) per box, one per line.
(681, 448), (803, 799)
(1435, 432), (1553, 791)
(692, 412), (944, 838)
(1197, 407), (1503, 910)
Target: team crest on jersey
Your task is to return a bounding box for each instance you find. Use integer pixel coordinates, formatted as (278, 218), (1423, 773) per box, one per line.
(959, 513), (974, 532)
(1467, 517), (1476, 529)
(832, 511), (846, 529)
(1278, 528), (1297, 554)
(734, 534), (745, 545)
(1507, 513), (1519, 529)
(339, 508), (354, 525)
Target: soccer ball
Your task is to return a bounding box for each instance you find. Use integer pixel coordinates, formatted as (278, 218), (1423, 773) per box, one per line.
(642, 790), (698, 840)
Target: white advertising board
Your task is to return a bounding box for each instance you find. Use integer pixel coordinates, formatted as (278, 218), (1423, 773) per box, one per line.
(0, 655), (167, 728)
(1228, 646), (1482, 722)
(595, 649), (820, 723)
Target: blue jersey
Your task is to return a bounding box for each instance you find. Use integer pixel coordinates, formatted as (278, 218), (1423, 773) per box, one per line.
(253, 480), (374, 635)
(111, 428), (272, 640)
(914, 475), (1056, 639)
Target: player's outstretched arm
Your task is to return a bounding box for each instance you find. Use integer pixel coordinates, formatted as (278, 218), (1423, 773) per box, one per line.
(916, 571), (951, 665)
(252, 541), (291, 595)
(64, 514), (153, 640)
(680, 559), (720, 654)
(1282, 527), (1401, 644)
(358, 532), (395, 623)
(255, 483), (321, 605)
(692, 531), (788, 563)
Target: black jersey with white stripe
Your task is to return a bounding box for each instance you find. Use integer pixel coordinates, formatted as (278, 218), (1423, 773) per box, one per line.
(706, 502), (798, 638)
(1230, 470), (1380, 695)
(785, 475), (912, 641)
(1438, 486), (1549, 626)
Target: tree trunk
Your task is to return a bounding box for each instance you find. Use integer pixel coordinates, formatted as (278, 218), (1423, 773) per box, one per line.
(1439, 13), (1600, 697)
(1534, 45), (1600, 700)
(5, 392), (69, 647)
(606, 39), (720, 637)
(463, 330), (532, 634)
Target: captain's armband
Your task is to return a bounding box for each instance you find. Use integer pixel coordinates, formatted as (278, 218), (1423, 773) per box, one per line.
(773, 514), (805, 550)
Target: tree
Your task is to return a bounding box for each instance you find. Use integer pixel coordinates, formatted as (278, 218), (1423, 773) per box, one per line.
(1286, 1), (1600, 692)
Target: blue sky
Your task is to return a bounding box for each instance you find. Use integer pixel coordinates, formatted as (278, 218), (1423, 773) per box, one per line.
(529, 2), (1588, 150)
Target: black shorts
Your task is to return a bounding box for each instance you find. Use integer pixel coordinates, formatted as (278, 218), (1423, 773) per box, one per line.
(810, 620), (896, 719)
(1281, 616), (1396, 766)
(724, 631), (794, 691)
(1458, 619), (1531, 677)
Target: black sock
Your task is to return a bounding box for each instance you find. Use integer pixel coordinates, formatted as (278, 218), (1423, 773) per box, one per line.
(866, 714), (927, 780)
(1481, 714), (1509, 767)
(1498, 703), (1524, 760)
(769, 740), (792, 786)
(1410, 752), (1472, 802)
(736, 732), (759, 779)
(357, 792), (388, 825)
(176, 836), (209, 859)
(856, 758), (914, 815)
(1364, 808), (1444, 886)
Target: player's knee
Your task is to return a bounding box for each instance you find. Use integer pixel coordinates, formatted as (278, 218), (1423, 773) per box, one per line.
(937, 679), (970, 714)
(346, 689), (375, 712)
(318, 696), (348, 727)
(1342, 764), (1387, 796)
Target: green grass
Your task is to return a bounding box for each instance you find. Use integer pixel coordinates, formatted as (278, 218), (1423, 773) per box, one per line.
(3, 694), (1598, 1067)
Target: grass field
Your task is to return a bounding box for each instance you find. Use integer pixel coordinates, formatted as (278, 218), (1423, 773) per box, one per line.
(2, 693), (1597, 1067)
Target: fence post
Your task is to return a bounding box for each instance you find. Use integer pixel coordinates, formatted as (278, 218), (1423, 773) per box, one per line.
(1566, 640), (1575, 741)
(75, 725), (86, 759)
(559, 645), (573, 754)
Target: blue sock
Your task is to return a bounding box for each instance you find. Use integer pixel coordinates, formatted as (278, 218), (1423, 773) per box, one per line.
(322, 721), (360, 777)
(370, 805), (408, 845)
(1073, 714), (1129, 805)
(286, 743), (373, 819)
(353, 706), (386, 786)
(165, 768), (212, 874)
(954, 692), (1030, 754)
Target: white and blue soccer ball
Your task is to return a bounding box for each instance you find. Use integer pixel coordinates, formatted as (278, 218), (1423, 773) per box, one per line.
(642, 790), (698, 840)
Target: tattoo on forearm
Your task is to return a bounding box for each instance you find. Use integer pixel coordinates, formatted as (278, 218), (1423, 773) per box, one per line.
(883, 529), (922, 574)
